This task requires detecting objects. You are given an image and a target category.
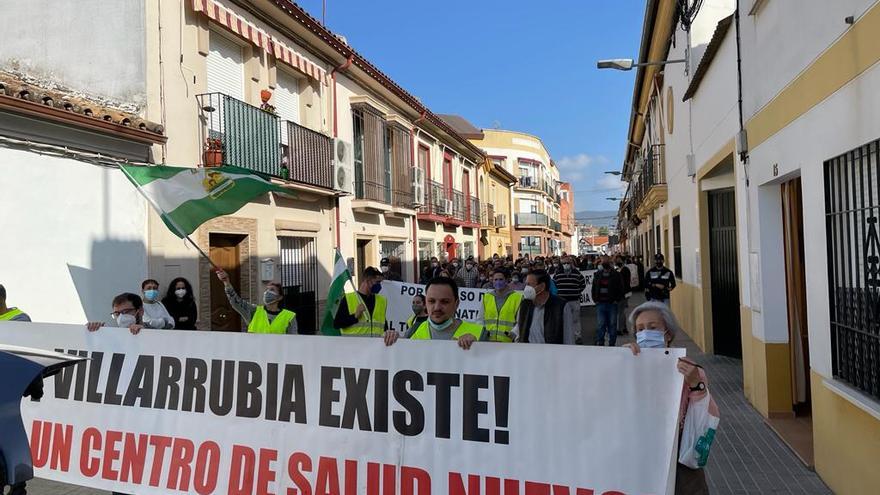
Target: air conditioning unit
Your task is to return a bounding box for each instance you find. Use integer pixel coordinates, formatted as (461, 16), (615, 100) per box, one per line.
(332, 138), (354, 194)
(412, 167), (425, 206)
(444, 199), (454, 215)
(495, 213), (507, 227)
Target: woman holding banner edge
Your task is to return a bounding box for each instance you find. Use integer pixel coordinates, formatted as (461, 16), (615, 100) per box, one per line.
(624, 301), (720, 494)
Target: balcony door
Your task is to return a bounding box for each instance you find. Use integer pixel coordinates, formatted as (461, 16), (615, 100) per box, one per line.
(443, 153), (454, 194)
(462, 170), (471, 221)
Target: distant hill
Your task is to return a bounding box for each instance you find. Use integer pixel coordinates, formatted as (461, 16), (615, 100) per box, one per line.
(575, 210), (617, 228)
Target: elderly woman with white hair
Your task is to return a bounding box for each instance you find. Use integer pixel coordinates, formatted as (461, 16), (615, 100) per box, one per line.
(625, 301), (720, 495)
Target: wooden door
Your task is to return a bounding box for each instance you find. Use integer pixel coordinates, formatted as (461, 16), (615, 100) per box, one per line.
(210, 233), (245, 331)
(782, 178), (810, 408)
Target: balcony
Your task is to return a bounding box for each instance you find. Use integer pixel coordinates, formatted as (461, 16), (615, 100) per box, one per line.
(353, 180), (393, 214)
(517, 175), (559, 202)
(481, 203), (496, 227)
(197, 92), (334, 191)
(631, 144), (667, 218)
(550, 219), (562, 232)
(515, 212), (549, 228)
(417, 180), (479, 226)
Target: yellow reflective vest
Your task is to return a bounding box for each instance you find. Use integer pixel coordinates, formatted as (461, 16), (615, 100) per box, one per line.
(248, 306), (296, 334)
(410, 320), (484, 340)
(483, 291), (523, 342)
(0, 308), (24, 321)
(341, 292), (387, 336)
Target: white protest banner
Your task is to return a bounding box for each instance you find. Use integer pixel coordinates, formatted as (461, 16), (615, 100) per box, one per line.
(381, 280), (489, 333)
(1, 321), (685, 494)
(580, 270), (597, 307)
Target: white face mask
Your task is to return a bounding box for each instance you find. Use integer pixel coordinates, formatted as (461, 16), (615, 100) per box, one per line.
(174, 288), (187, 299)
(522, 285), (537, 301)
(562, 263), (571, 270)
(380, 266), (390, 273)
(636, 329), (667, 348)
(263, 290), (281, 305)
(115, 314), (137, 328)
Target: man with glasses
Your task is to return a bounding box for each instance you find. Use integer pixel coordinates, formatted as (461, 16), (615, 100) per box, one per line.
(85, 292), (142, 495)
(86, 293), (145, 334)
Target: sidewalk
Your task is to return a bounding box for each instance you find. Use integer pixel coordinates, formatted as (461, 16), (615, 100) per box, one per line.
(581, 292), (831, 494)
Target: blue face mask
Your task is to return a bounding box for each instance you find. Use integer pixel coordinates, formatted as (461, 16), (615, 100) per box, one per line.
(493, 280), (507, 290)
(143, 289), (159, 302)
(370, 282), (382, 294)
(428, 317), (455, 331)
(636, 329), (667, 348)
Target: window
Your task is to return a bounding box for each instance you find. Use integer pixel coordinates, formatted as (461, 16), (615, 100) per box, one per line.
(673, 215), (682, 278)
(278, 236), (317, 334)
(206, 33), (244, 99)
(387, 124), (412, 207)
(462, 241), (475, 260)
(655, 225), (661, 256)
(825, 138), (880, 400)
(380, 240), (405, 277)
(352, 107), (389, 202)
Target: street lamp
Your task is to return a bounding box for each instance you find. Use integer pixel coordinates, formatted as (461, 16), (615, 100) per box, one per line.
(606, 197), (622, 201)
(596, 58), (686, 71)
(603, 171), (622, 176)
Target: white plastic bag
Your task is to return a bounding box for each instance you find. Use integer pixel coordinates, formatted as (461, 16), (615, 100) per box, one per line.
(678, 393), (720, 469)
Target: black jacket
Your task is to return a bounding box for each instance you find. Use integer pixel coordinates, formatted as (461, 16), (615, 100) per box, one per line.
(517, 295), (567, 344)
(162, 296), (198, 330)
(591, 268), (624, 303)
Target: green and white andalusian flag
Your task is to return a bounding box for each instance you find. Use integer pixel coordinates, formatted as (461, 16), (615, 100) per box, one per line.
(320, 250), (355, 336)
(120, 165), (291, 237)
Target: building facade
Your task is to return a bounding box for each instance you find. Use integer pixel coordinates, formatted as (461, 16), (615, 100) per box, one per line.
(616, 1), (880, 493)
(471, 130), (565, 257)
(558, 182), (576, 254)
(0, 0), (490, 333)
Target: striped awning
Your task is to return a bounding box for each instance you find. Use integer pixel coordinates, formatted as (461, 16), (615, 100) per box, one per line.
(191, 0), (328, 85)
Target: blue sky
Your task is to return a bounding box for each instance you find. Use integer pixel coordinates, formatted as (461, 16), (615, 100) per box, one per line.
(296, 0), (644, 211)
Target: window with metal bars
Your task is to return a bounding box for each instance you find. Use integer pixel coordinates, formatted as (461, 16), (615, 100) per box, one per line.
(673, 215), (682, 278)
(824, 138), (880, 401)
(278, 236), (318, 335)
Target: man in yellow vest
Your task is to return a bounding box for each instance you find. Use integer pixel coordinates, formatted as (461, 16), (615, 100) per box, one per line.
(334, 267), (388, 337)
(383, 277), (486, 349)
(216, 270), (298, 334)
(0, 284), (30, 322)
(482, 268), (522, 342)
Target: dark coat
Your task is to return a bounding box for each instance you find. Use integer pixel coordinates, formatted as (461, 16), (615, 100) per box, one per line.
(517, 294), (567, 344)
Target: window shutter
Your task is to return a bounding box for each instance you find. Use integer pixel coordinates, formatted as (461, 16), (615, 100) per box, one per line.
(207, 33), (245, 100)
(275, 71), (301, 124)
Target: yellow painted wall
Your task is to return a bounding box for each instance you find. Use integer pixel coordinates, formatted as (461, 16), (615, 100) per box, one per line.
(669, 281), (707, 351)
(811, 371), (880, 495)
(746, 3), (880, 150)
(741, 327), (794, 418)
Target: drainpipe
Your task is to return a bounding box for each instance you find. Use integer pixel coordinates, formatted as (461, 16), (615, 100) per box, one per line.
(330, 55), (353, 249)
(410, 111), (428, 279)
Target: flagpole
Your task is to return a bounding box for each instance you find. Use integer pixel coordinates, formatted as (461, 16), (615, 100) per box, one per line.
(119, 165), (221, 271)
(337, 249), (372, 326)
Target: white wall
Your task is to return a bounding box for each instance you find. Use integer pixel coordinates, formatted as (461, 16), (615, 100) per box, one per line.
(0, 0), (146, 108)
(746, 57), (880, 378)
(0, 148), (148, 324)
(739, 0), (878, 119)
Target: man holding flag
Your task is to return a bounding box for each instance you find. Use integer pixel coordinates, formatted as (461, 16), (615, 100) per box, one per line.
(328, 265), (388, 337)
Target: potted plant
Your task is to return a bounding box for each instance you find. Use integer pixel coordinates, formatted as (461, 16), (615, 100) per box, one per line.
(203, 138), (223, 167)
(260, 89), (277, 116)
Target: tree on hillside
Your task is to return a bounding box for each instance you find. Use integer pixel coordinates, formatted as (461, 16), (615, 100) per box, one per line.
(598, 226), (609, 236)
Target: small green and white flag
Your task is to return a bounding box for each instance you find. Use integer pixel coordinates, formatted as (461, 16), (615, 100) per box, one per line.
(120, 165), (291, 237)
(320, 250), (355, 336)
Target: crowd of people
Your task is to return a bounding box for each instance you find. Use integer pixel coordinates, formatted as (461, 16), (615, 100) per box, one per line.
(0, 249), (709, 494)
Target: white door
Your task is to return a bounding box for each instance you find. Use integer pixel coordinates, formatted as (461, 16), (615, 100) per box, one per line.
(206, 33), (244, 100)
